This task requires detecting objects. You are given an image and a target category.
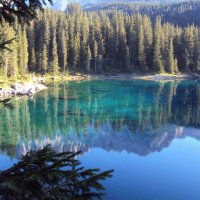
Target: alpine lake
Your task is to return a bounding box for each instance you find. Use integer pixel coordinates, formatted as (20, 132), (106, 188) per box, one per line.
(0, 79), (200, 200)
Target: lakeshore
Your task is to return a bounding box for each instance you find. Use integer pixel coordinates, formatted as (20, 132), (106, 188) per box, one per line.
(0, 73), (198, 102)
(91, 73), (193, 80)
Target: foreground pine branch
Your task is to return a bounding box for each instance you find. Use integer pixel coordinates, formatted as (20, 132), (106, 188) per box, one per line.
(0, 145), (113, 200)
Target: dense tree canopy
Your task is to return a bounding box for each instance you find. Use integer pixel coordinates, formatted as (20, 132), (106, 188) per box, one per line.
(1, 2), (200, 77)
(0, 0), (53, 52)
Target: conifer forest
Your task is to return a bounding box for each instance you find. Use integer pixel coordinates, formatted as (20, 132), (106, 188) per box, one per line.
(1, 2), (200, 78)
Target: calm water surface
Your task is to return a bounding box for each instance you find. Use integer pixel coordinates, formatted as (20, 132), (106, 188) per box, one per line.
(1, 79), (200, 199)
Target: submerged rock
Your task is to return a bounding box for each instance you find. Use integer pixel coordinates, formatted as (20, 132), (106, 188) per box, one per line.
(35, 83), (47, 91)
(0, 82), (47, 101)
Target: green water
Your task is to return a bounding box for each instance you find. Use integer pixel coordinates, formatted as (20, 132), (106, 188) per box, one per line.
(0, 79), (200, 199)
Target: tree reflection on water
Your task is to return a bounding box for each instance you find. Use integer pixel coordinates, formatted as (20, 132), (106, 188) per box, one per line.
(1, 80), (200, 157)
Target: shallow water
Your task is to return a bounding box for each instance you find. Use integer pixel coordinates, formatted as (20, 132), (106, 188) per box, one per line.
(0, 79), (200, 199)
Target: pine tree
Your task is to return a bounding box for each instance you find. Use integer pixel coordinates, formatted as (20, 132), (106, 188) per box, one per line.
(182, 26), (195, 71)
(85, 45), (92, 72)
(174, 58), (178, 73)
(51, 29), (59, 74)
(137, 24), (146, 71)
(0, 24), (18, 77)
(43, 10), (50, 68)
(143, 15), (153, 70)
(92, 40), (98, 72)
(80, 14), (89, 70)
(94, 16), (104, 58)
(166, 37), (175, 73)
(57, 16), (67, 73)
(27, 21), (36, 72)
(126, 16), (136, 68)
(8, 27), (18, 77)
(153, 17), (164, 73)
(61, 29), (68, 73)
(194, 29), (200, 71)
(107, 26), (117, 67)
(0, 145), (113, 200)
(117, 13), (130, 69)
(40, 44), (48, 73)
(124, 45), (131, 70)
(30, 47), (36, 72)
(17, 25), (25, 77)
(16, 25), (28, 77)
(23, 27), (28, 74)
(72, 35), (80, 69)
(68, 14), (75, 68)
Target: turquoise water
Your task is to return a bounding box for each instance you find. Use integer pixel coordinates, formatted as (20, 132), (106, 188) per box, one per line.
(1, 79), (200, 199)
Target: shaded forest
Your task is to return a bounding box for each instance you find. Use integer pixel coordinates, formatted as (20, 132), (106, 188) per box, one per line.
(85, 1), (200, 26)
(1, 3), (200, 78)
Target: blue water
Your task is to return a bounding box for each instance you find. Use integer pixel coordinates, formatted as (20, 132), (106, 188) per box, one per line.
(0, 79), (200, 199)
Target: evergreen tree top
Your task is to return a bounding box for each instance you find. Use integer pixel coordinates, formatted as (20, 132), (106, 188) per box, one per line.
(0, 145), (113, 199)
(0, 0), (52, 24)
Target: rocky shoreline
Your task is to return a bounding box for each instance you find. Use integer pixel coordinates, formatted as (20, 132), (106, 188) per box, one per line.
(0, 74), (92, 102)
(0, 82), (47, 102)
(0, 73), (198, 103)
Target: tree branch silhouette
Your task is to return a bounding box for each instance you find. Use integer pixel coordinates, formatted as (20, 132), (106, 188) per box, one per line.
(0, 145), (113, 200)
(0, 0), (52, 51)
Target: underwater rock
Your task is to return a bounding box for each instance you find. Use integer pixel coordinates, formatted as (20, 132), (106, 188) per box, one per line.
(0, 82), (47, 101)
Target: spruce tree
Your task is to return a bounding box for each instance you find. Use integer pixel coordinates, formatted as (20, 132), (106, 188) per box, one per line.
(92, 40), (98, 72)
(143, 15), (153, 70)
(85, 45), (92, 72)
(30, 48), (36, 72)
(194, 29), (200, 71)
(137, 24), (146, 71)
(124, 45), (131, 70)
(72, 35), (80, 69)
(166, 37), (175, 73)
(40, 44), (48, 73)
(61, 29), (68, 73)
(153, 17), (164, 73)
(8, 27), (18, 77)
(27, 21), (36, 72)
(0, 24), (18, 77)
(43, 10), (50, 68)
(56, 16), (67, 73)
(80, 14), (89, 70)
(22, 27), (28, 75)
(17, 25), (25, 77)
(51, 30), (59, 75)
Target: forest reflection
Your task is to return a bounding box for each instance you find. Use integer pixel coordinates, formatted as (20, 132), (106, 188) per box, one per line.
(1, 80), (200, 158)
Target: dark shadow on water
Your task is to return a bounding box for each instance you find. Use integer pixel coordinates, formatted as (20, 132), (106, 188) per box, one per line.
(0, 145), (113, 200)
